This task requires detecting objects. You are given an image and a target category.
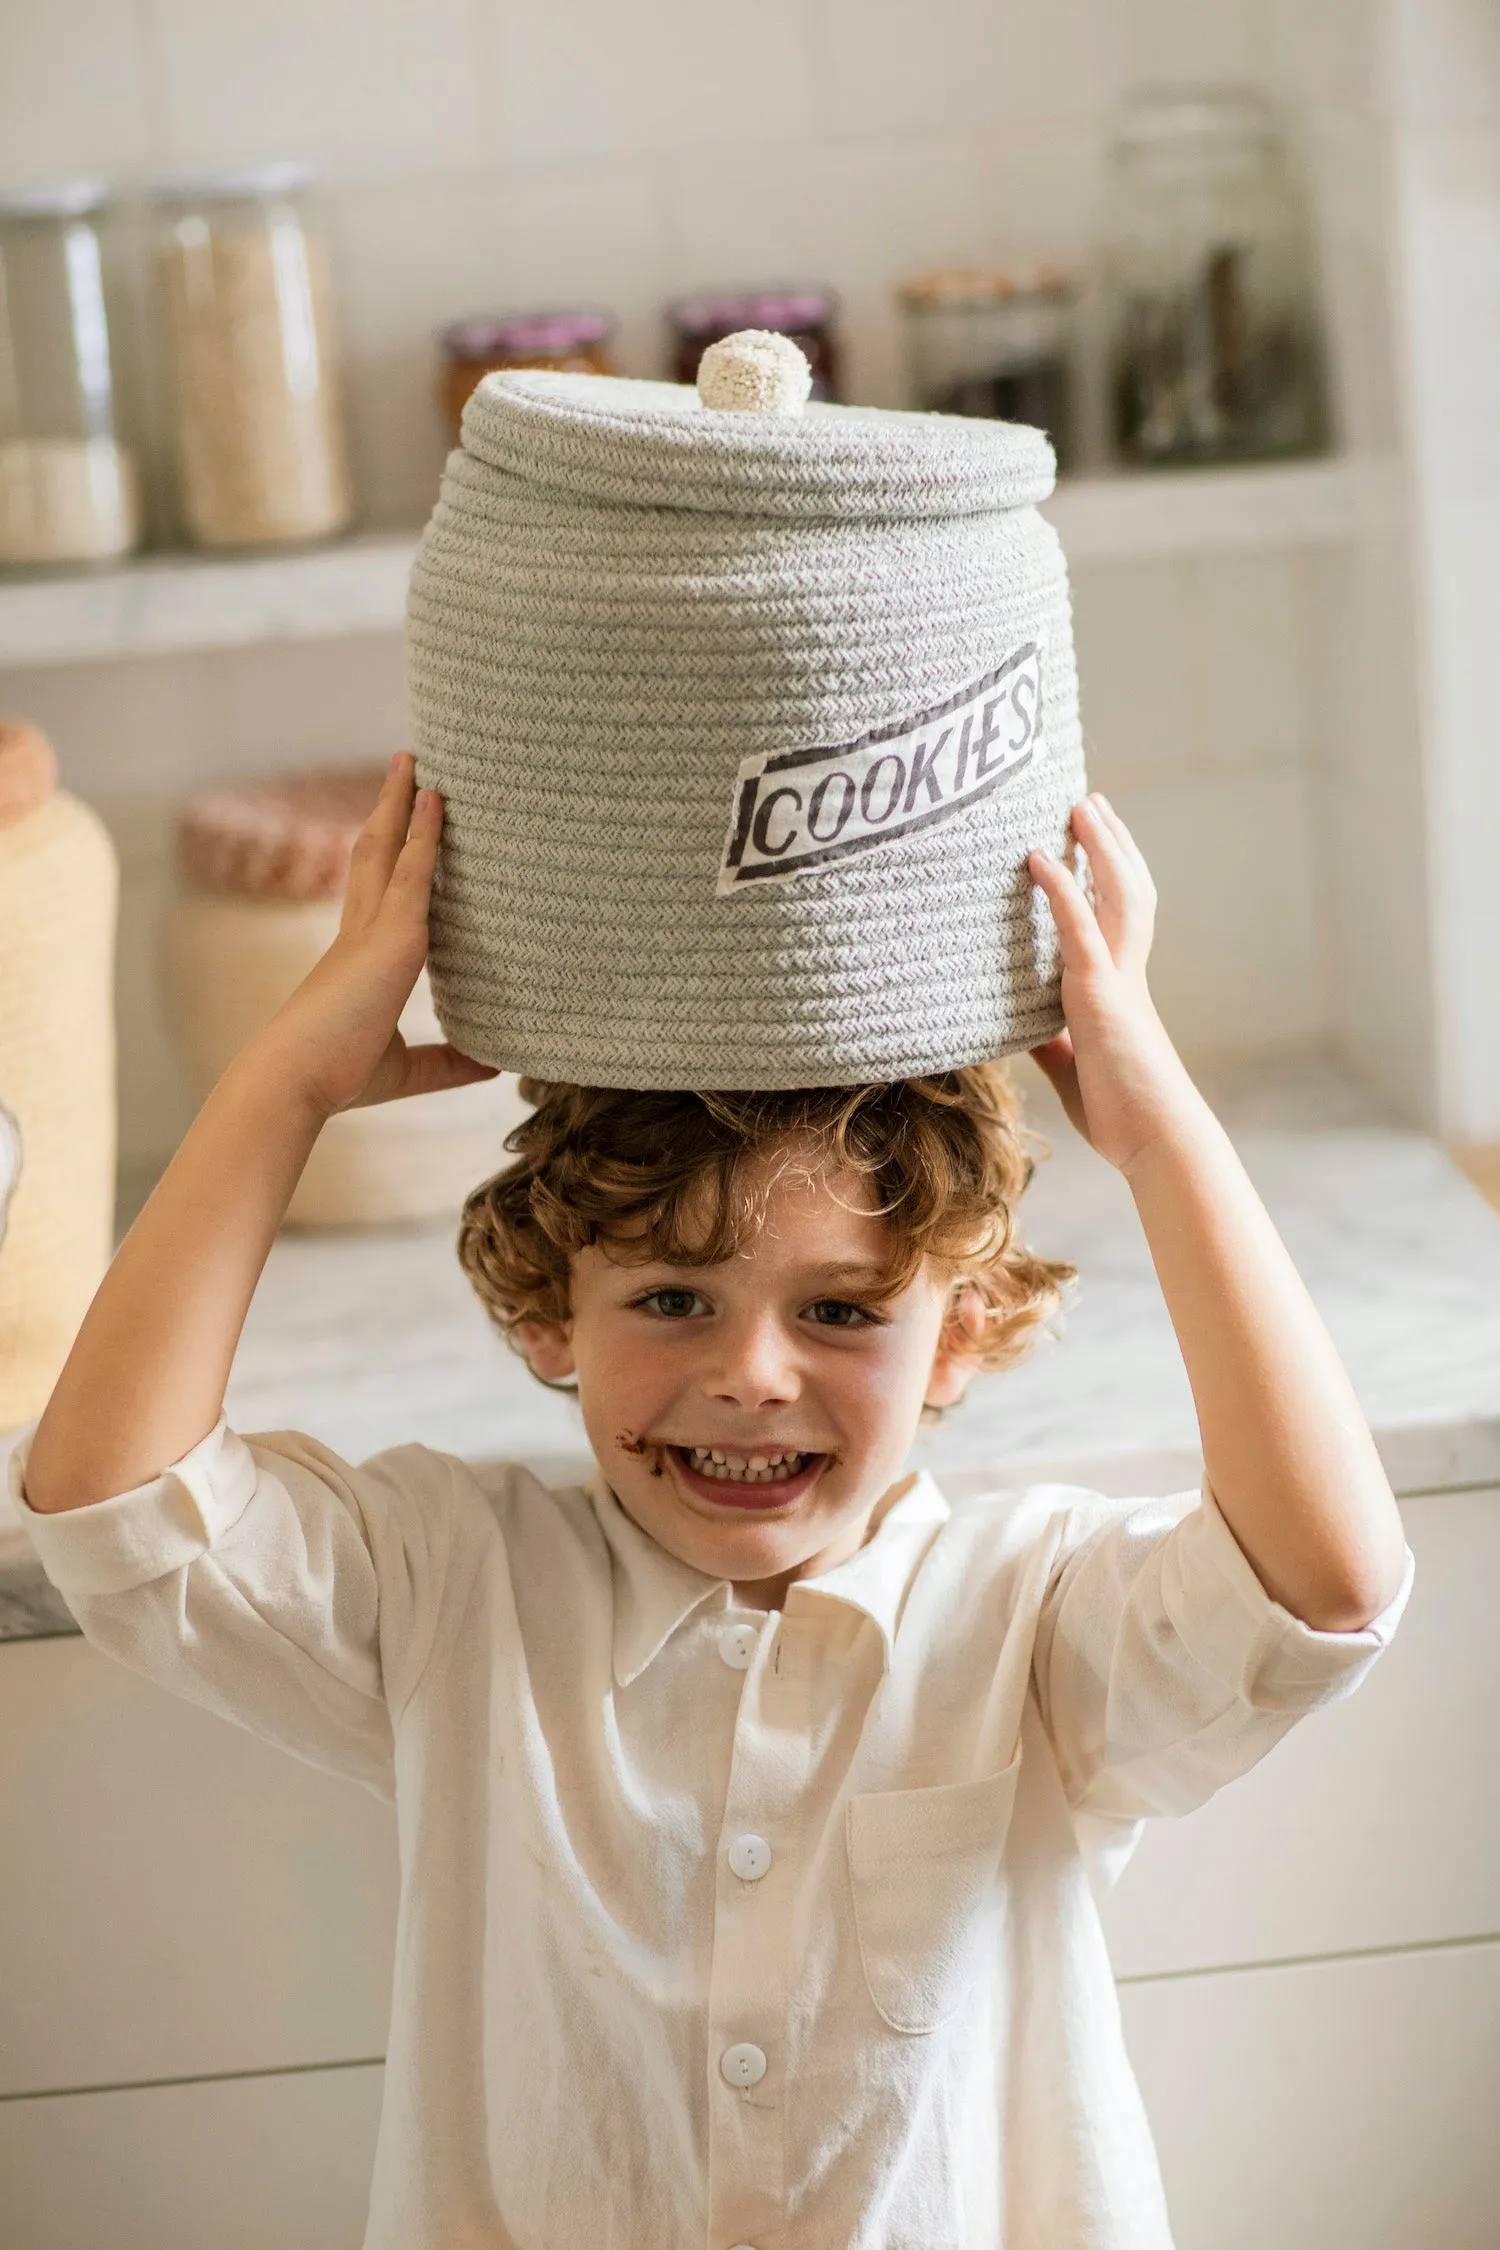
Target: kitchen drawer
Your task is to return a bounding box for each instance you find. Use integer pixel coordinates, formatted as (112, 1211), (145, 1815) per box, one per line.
(0, 1638), (398, 2097)
(1101, 1488), (1500, 1975)
(0, 2061), (383, 2250)
(1120, 1938), (1500, 2250)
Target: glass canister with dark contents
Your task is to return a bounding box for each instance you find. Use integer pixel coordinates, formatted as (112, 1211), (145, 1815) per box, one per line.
(438, 309), (616, 445)
(1108, 88), (1325, 465)
(666, 287), (841, 402)
(900, 266), (1075, 471)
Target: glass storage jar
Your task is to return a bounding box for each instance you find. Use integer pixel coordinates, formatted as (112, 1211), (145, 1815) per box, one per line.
(150, 162), (353, 549)
(900, 266), (1075, 471)
(1108, 88), (1324, 466)
(0, 179), (142, 570)
(438, 308), (615, 446)
(666, 286), (841, 401)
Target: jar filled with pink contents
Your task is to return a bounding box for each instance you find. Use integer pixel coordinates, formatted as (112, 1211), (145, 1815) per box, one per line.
(666, 286), (841, 401)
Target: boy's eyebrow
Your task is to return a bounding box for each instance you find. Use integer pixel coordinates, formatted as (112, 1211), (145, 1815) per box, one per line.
(628, 1254), (893, 1288)
(797, 1259), (893, 1287)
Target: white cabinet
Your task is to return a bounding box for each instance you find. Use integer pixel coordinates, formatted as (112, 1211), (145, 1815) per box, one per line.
(0, 1639), (397, 2096)
(0, 2063), (383, 2250)
(1121, 1941), (1500, 2250)
(1101, 1488), (1500, 1974)
(1107, 1486), (1500, 2248)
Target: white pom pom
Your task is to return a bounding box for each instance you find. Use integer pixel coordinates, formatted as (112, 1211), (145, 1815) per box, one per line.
(696, 329), (813, 416)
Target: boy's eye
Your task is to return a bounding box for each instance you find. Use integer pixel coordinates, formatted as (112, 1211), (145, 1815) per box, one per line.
(804, 1298), (878, 1328)
(636, 1287), (707, 1319)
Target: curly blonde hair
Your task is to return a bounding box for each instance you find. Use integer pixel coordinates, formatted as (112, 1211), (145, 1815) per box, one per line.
(458, 1064), (1073, 1385)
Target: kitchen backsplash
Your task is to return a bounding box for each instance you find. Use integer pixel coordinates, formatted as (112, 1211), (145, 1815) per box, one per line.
(0, 0), (1422, 1174)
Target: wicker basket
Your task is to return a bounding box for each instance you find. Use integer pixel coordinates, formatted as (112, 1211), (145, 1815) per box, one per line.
(408, 359), (1086, 1091)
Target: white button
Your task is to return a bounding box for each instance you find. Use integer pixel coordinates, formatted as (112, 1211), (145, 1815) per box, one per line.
(727, 1832), (772, 1881)
(720, 2041), (767, 2088)
(718, 1622), (758, 1670)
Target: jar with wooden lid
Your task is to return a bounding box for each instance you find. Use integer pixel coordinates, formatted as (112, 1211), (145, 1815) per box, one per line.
(666, 287), (841, 401)
(438, 309), (615, 446)
(150, 163), (354, 549)
(899, 266), (1075, 471)
(0, 180), (143, 570)
(166, 767), (522, 1229)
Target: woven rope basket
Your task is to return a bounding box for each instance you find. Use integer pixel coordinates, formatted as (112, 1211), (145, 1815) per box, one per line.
(407, 366), (1086, 1090)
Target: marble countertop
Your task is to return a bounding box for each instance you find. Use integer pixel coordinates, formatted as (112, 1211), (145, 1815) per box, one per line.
(4, 1058), (1498, 1642)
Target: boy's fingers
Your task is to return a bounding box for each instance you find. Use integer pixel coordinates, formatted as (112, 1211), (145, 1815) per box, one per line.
(1028, 1030), (1075, 1084)
(396, 1043), (499, 1100)
(1089, 793), (1156, 897)
(383, 787), (444, 919)
(343, 755), (417, 933)
(1070, 798), (1133, 941)
(1029, 849), (1111, 976)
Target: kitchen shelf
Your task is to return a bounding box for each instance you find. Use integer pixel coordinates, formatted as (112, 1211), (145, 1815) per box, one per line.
(0, 459), (1356, 671)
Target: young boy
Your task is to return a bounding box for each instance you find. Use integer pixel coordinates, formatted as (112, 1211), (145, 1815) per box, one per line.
(20, 758), (1410, 2249)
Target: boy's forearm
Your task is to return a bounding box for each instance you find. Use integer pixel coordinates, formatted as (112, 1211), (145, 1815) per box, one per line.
(23, 1048), (324, 1514)
(1124, 1095), (1407, 1632)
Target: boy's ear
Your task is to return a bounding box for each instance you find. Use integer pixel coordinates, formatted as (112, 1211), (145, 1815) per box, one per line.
(924, 1286), (986, 1411)
(516, 1319), (576, 1384)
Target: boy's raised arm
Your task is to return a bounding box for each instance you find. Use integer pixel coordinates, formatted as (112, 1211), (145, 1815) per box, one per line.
(1029, 797), (1408, 1634)
(24, 757), (493, 1516)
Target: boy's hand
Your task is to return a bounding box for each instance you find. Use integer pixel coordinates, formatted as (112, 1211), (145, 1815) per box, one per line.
(253, 753), (496, 1120)
(1027, 794), (1198, 1177)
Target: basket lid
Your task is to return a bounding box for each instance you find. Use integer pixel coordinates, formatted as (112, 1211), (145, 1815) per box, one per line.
(457, 368), (1057, 520)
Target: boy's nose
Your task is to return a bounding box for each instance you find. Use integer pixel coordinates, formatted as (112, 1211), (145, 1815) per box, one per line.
(703, 1313), (801, 1409)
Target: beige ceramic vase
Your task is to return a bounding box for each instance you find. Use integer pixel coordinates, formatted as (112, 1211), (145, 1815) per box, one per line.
(0, 720), (118, 1427)
(164, 767), (522, 1229)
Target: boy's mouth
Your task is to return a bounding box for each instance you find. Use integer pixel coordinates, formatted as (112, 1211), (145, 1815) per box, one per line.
(666, 1445), (826, 1511)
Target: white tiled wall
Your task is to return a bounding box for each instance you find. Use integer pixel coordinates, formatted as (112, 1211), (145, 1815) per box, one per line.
(1380, 0), (1500, 1139)
(0, 0), (1427, 1170)
(0, 0), (1349, 512)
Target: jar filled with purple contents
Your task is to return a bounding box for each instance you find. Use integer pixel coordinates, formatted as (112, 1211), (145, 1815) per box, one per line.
(438, 308), (616, 444)
(666, 286), (841, 401)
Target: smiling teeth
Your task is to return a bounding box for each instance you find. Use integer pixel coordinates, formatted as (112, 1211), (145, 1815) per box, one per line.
(685, 1447), (811, 1484)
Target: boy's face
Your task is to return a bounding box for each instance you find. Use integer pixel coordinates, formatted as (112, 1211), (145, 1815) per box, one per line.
(522, 1148), (978, 1603)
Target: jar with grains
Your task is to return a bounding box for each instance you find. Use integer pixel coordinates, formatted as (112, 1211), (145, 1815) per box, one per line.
(666, 287), (841, 401)
(0, 180), (142, 570)
(899, 266), (1075, 472)
(438, 309), (615, 446)
(1108, 88), (1325, 466)
(150, 163), (353, 549)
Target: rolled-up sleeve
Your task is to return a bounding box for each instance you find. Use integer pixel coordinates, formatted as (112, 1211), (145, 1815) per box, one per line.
(1031, 1482), (1414, 1824)
(10, 1421), (462, 1800)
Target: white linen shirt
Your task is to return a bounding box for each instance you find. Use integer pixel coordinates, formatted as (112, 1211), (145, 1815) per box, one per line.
(15, 1426), (1411, 2250)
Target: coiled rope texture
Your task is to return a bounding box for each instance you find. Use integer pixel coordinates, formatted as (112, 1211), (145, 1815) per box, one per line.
(407, 371), (1086, 1090)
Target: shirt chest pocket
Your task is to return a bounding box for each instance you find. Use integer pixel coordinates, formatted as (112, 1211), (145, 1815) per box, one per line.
(846, 1754), (1021, 2035)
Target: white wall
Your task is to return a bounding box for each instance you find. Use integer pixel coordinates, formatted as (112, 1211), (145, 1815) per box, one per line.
(1379, 0), (1500, 1141)
(0, 0), (1416, 1174)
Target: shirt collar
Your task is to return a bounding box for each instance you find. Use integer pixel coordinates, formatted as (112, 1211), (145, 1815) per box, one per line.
(588, 1468), (950, 1688)
(589, 1474), (728, 1688)
(783, 1471), (949, 1672)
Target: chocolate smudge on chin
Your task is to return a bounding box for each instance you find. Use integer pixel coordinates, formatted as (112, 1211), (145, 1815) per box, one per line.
(617, 1431), (666, 1478)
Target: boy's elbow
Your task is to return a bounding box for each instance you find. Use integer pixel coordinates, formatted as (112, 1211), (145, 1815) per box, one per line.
(1294, 1532), (1407, 1636)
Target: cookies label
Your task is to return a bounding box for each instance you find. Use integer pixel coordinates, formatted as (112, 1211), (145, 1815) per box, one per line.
(716, 644), (1043, 893)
